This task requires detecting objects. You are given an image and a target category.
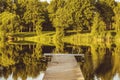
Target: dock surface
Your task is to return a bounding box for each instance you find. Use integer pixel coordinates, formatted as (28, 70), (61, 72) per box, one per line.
(43, 55), (84, 80)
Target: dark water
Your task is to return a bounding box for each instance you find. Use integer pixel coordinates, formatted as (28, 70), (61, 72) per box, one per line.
(0, 42), (120, 80)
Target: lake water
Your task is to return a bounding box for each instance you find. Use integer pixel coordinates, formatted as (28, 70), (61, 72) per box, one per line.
(0, 41), (120, 80)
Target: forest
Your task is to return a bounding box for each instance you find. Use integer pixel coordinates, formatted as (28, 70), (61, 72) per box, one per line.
(0, 0), (120, 80)
(0, 0), (120, 41)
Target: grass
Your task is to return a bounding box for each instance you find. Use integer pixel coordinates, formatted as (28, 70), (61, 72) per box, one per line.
(7, 31), (55, 37)
(7, 32), (37, 37)
(8, 41), (37, 45)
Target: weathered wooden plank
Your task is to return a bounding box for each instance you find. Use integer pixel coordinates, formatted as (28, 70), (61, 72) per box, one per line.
(44, 54), (84, 57)
(43, 55), (84, 80)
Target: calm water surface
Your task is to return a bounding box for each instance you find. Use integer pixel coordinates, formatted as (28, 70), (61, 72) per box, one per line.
(0, 41), (120, 80)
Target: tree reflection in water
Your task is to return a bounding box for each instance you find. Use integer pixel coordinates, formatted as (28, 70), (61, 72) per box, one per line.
(0, 41), (120, 80)
(79, 43), (120, 80)
(0, 43), (47, 80)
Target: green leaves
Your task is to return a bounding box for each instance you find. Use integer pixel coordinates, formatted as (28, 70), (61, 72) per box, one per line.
(20, 0), (47, 34)
(0, 0), (119, 37)
(53, 7), (70, 28)
(96, 0), (115, 30)
(0, 11), (20, 34)
(48, 0), (95, 32)
(113, 3), (120, 31)
(92, 12), (106, 34)
(65, 0), (95, 31)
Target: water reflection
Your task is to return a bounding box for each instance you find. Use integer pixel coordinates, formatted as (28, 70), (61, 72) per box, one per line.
(79, 43), (120, 80)
(0, 40), (120, 80)
(0, 42), (47, 80)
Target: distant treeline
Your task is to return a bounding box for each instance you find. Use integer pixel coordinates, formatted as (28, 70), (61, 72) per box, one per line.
(0, 0), (120, 36)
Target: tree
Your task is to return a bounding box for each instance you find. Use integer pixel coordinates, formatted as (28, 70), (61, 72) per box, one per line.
(48, 0), (65, 14)
(62, 0), (95, 32)
(53, 0), (94, 31)
(91, 12), (106, 36)
(95, 0), (115, 30)
(41, 1), (54, 31)
(48, 0), (66, 28)
(0, 11), (20, 40)
(23, 0), (45, 35)
(48, 0), (66, 42)
(98, 0), (116, 8)
(15, 0), (26, 16)
(113, 3), (120, 32)
(0, 0), (6, 13)
(52, 7), (70, 38)
(0, 0), (17, 13)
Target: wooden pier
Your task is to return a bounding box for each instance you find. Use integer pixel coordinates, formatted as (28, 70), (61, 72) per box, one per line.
(43, 54), (84, 80)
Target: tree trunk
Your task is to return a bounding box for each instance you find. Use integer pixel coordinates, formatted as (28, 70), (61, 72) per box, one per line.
(54, 27), (64, 53)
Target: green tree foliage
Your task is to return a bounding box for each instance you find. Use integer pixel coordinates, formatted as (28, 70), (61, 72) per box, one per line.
(50, 0), (95, 33)
(48, 0), (66, 29)
(113, 3), (120, 32)
(65, 0), (95, 32)
(0, 0), (119, 37)
(0, 0), (17, 13)
(48, 0), (65, 15)
(48, 0), (66, 42)
(14, 0), (27, 17)
(23, 0), (45, 35)
(99, 0), (116, 8)
(0, 11), (20, 39)
(48, 0), (95, 44)
(0, 0), (6, 13)
(95, 0), (115, 30)
(16, 0), (51, 34)
(92, 12), (106, 36)
(41, 2), (54, 31)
